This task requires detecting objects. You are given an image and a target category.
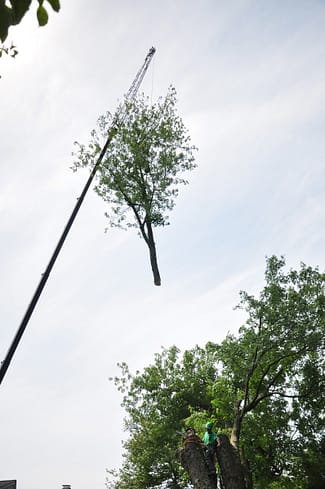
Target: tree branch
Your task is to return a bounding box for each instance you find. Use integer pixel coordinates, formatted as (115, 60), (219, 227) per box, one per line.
(243, 345), (309, 413)
(115, 184), (149, 245)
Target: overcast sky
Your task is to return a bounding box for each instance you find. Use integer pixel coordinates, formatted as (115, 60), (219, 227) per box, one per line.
(0, 1), (324, 488)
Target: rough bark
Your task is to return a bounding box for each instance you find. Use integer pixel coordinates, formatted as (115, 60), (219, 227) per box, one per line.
(178, 435), (246, 489)
(177, 438), (217, 489)
(240, 447), (253, 489)
(216, 435), (246, 489)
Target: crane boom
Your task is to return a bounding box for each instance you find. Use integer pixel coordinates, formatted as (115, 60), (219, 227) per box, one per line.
(0, 47), (156, 386)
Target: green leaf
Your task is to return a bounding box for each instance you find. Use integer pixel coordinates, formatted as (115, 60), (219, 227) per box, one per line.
(11, 0), (33, 25)
(46, 0), (61, 12)
(0, 4), (12, 42)
(37, 5), (48, 26)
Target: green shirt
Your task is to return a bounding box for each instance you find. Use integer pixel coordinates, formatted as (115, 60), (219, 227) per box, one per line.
(202, 431), (218, 446)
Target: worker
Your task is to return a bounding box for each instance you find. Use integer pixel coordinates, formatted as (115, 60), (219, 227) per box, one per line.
(202, 422), (220, 473)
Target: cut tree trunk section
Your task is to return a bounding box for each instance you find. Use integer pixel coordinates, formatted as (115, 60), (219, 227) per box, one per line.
(145, 219), (161, 286)
(177, 437), (217, 489)
(178, 434), (246, 489)
(216, 435), (246, 489)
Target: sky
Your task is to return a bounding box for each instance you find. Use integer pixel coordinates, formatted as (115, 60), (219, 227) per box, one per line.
(0, 0), (324, 488)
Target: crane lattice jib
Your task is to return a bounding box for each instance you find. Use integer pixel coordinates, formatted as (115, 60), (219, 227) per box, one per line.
(113, 46), (156, 127)
(126, 46), (156, 103)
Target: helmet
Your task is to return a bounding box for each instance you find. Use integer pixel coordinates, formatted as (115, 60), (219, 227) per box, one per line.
(206, 422), (213, 429)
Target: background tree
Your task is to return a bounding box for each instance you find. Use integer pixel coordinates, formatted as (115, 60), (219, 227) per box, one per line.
(107, 344), (218, 489)
(107, 256), (324, 489)
(73, 87), (197, 285)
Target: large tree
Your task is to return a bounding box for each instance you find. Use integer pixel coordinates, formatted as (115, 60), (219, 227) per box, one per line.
(213, 256), (325, 488)
(107, 257), (325, 489)
(73, 87), (197, 285)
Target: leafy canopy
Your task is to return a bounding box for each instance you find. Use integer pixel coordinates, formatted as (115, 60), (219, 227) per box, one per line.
(73, 86), (197, 285)
(73, 86), (197, 230)
(107, 256), (325, 489)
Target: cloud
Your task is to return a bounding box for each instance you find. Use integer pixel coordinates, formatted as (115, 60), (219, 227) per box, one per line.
(1, 1), (324, 488)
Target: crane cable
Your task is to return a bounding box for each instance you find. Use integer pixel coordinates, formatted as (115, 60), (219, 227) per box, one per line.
(150, 54), (155, 105)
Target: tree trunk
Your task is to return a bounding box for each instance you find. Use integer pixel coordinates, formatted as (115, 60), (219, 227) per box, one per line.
(230, 410), (242, 449)
(177, 438), (217, 489)
(240, 447), (253, 489)
(216, 435), (246, 489)
(230, 413), (253, 489)
(145, 219), (161, 286)
(178, 434), (247, 489)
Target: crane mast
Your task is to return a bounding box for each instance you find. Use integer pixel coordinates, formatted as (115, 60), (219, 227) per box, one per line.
(0, 47), (156, 386)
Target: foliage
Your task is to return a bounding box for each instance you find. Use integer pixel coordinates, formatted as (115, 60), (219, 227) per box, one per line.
(107, 256), (325, 489)
(211, 256), (324, 487)
(73, 87), (197, 285)
(0, 41), (18, 59)
(106, 345), (218, 489)
(300, 437), (325, 489)
(0, 0), (60, 68)
(0, 0), (60, 43)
